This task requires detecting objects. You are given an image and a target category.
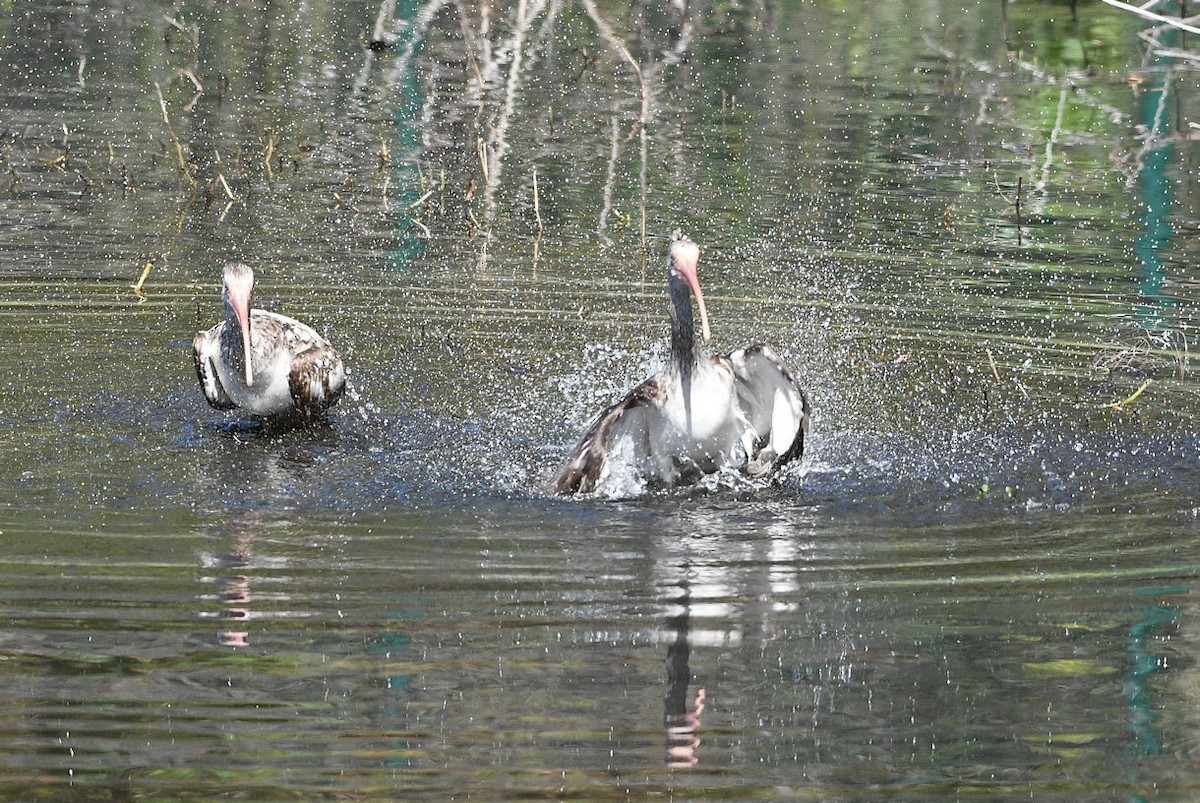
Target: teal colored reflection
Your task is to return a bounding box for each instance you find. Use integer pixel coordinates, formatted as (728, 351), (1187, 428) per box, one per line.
(1123, 600), (1180, 759)
(369, 599), (422, 769)
(1133, 30), (1178, 331)
(388, 0), (434, 270)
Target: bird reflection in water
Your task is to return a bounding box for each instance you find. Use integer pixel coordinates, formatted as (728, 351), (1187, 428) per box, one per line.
(664, 573), (706, 767)
(193, 421), (341, 647)
(199, 523), (258, 647)
(198, 520), (271, 643)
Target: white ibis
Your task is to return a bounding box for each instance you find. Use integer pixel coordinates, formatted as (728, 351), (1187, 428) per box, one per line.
(555, 232), (810, 495)
(193, 263), (346, 421)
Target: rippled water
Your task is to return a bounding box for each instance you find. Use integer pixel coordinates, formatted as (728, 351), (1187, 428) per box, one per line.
(2, 0), (1199, 799)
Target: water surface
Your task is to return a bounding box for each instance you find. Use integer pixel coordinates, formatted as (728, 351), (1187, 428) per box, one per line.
(1, 1), (1199, 799)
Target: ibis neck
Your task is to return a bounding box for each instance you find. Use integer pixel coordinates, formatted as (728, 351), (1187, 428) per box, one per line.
(668, 275), (699, 378)
(668, 276), (701, 436)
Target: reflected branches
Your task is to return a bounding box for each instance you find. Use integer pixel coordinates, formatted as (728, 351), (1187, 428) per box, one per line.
(1101, 0), (1200, 36)
(598, 115), (623, 246)
(360, 0), (697, 266)
(1030, 86), (1068, 216)
(580, 0), (651, 259)
(475, 0), (558, 226)
(581, 0), (693, 262)
(926, 0), (1198, 252)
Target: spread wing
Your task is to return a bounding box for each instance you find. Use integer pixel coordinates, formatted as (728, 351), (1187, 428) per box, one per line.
(193, 327), (236, 410)
(727, 344), (810, 476)
(554, 378), (663, 494)
(288, 344), (346, 417)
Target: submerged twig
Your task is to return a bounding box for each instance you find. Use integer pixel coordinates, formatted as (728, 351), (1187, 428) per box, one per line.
(986, 348), (1002, 383)
(263, 134), (278, 181)
(532, 165), (543, 235)
(154, 81), (194, 184)
(162, 14), (199, 46)
(990, 170), (1024, 244)
(532, 165), (543, 265)
(986, 346), (1030, 398)
(38, 125), (70, 171)
(408, 188), (434, 209)
(212, 149), (236, 200)
(131, 257), (155, 300)
(179, 69), (203, 111)
(1109, 378), (1153, 411)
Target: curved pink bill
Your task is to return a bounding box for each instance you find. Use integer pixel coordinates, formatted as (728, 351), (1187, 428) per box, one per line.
(224, 275), (255, 387)
(236, 302), (254, 387)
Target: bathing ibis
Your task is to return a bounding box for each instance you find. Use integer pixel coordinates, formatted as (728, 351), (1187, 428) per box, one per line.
(555, 232), (810, 494)
(193, 263), (346, 422)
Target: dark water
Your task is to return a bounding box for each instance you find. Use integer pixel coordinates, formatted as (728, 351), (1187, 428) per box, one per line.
(2, 0), (1199, 799)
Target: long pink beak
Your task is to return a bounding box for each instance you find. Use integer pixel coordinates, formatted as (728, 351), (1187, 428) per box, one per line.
(226, 281), (255, 387)
(237, 304), (254, 387)
(671, 239), (711, 342)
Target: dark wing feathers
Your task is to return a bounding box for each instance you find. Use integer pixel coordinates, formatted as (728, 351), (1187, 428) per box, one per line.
(193, 330), (236, 410)
(554, 378), (663, 494)
(288, 344), (346, 417)
(727, 343), (810, 475)
(555, 345), (810, 494)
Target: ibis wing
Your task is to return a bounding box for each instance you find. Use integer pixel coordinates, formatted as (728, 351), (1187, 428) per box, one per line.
(288, 344), (347, 417)
(193, 328), (236, 410)
(727, 344), (810, 474)
(554, 378), (662, 494)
